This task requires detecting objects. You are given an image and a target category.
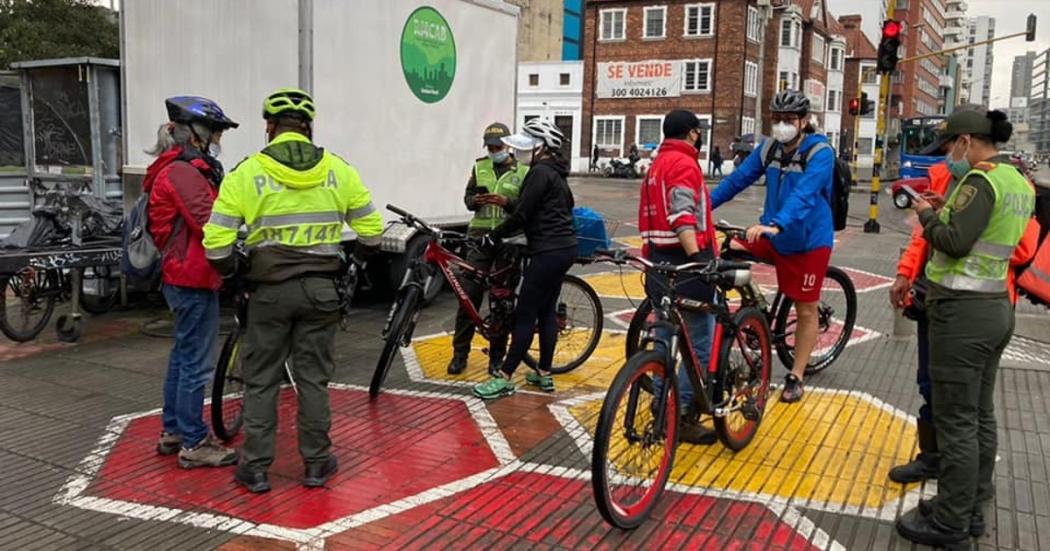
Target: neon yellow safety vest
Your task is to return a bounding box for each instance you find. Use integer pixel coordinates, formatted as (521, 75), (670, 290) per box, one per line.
(203, 132), (383, 262)
(469, 158), (528, 231)
(925, 161), (1034, 293)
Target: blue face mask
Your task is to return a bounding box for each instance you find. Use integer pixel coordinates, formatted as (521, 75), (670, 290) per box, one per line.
(946, 138), (971, 179)
(489, 150), (510, 164)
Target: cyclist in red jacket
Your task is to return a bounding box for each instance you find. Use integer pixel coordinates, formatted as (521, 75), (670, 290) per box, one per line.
(638, 109), (718, 445)
(147, 97), (240, 469)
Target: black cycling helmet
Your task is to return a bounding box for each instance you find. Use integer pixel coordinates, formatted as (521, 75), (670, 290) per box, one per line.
(769, 90), (810, 115)
(165, 96), (239, 131)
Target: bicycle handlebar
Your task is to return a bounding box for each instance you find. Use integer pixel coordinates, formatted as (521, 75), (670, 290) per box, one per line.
(594, 249), (748, 275)
(715, 220), (748, 235)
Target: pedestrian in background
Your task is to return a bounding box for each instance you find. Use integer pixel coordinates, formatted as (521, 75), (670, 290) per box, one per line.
(709, 146), (724, 178)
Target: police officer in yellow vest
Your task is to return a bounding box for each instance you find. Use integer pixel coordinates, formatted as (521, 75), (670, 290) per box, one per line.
(447, 123), (529, 376)
(203, 88), (383, 493)
(896, 109), (1034, 549)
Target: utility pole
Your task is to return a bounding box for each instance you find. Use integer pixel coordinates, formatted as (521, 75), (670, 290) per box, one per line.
(754, 1), (771, 132)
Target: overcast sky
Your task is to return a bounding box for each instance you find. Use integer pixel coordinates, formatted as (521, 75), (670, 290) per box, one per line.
(967, 0), (1049, 108)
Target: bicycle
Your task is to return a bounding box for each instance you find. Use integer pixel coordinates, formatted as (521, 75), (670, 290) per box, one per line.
(210, 250), (365, 442)
(0, 264), (119, 342)
(625, 221), (857, 375)
(369, 204), (604, 398)
(590, 249), (772, 529)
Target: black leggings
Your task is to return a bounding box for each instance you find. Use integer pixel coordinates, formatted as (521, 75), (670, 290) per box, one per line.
(500, 247), (577, 376)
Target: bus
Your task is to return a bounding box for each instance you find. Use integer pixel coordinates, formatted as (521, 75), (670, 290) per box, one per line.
(899, 116), (946, 179)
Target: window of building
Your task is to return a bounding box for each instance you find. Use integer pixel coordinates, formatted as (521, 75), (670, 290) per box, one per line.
(741, 116), (756, 136)
(747, 6), (761, 42)
(745, 62), (758, 97)
(599, 9), (626, 41)
(643, 6), (666, 39)
(560, 73), (571, 86)
(862, 65), (877, 84)
(778, 71), (798, 92)
(829, 47), (843, 71)
(781, 19), (792, 47)
(684, 4), (715, 37)
(529, 74), (539, 87)
(683, 59), (713, 92)
(858, 137), (874, 154)
(812, 35), (825, 65)
(827, 89), (840, 112)
(636, 116), (663, 149)
(793, 21), (802, 48)
(594, 117), (624, 149)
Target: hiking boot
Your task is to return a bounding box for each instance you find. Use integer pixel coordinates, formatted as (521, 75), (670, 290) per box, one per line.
(234, 467), (271, 493)
(896, 507), (970, 549)
(780, 374), (804, 403)
(919, 498), (986, 538)
(447, 355), (468, 375)
(679, 417), (718, 445)
(889, 419), (939, 484)
(303, 455), (339, 488)
(178, 435), (237, 469)
(473, 376), (516, 400)
(156, 432), (181, 456)
(525, 371), (555, 392)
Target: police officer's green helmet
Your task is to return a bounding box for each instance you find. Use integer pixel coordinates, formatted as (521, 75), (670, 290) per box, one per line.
(262, 88), (316, 121)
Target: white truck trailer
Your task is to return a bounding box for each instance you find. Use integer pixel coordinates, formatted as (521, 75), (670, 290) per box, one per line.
(120, 0), (520, 294)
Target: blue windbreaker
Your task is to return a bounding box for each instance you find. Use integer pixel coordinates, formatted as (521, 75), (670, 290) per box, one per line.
(710, 134), (835, 255)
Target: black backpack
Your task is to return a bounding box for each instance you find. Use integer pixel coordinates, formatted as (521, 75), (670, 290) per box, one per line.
(761, 139), (853, 231)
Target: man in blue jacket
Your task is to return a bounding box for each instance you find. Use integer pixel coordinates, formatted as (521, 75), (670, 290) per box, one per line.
(710, 90), (835, 403)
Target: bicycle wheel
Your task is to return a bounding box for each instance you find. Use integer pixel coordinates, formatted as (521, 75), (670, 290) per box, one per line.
(523, 274), (604, 374)
(369, 286), (422, 398)
(772, 266), (857, 375)
(712, 307), (772, 451)
(79, 266), (120, 315)
(624, 298), (652, 359)
(592, 350), (679, 529)
(0, 268), (57, 342)
(211, 330), (245, 442)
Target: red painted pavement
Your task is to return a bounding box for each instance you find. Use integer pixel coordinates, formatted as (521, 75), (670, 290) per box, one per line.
(89, 388), (500, 530)
(328, 471), (822, 550)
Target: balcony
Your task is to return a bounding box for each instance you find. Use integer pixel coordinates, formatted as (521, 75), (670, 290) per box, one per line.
(940, 74), (955, 88)
(946, 8), (965, 20)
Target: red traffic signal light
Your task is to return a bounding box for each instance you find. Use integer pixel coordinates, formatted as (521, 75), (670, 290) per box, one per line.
(877, 20), (902, 74)
(849, 98), (860, 115)
(882, 20), (902, 40)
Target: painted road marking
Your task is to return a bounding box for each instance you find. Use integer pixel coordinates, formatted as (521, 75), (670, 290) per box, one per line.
(550, 388), (926, 521)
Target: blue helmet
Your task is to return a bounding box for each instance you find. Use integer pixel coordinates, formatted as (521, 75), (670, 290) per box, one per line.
(164, 96), (239, 131)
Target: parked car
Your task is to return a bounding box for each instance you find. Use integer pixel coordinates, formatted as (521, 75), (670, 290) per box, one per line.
(890, 177), (930, 209)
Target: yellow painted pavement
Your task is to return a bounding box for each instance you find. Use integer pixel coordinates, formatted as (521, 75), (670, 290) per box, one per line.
(569, 390), (918, 510)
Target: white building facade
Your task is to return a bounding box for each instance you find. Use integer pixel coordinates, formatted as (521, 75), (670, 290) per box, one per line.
(963, 16), (995, 105)
(516, 61), (586, 172)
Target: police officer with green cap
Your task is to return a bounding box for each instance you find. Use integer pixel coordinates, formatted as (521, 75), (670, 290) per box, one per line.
(896, 108), (1035, 549)
(447, 123), (530, 375)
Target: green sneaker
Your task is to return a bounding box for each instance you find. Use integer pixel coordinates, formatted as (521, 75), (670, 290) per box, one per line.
(473, 377), (516, 400)
(525, 372), (555, 392)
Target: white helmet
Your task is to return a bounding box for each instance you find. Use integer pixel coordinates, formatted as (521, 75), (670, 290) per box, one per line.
(503, 118), (564, 151)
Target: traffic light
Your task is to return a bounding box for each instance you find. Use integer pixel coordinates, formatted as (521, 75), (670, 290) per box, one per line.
(877, 20), (902, 74)
(861, 92), (875, 115)
(1027, 14), (1037, 42)
(848, 98), (860, 116)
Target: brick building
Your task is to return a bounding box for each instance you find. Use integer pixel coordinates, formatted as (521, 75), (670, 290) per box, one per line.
(890, 0), (947, 118)
(580, 0), (847, 168)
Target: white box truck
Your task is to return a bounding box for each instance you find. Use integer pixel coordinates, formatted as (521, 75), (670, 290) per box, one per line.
(120, 0), (519, 294)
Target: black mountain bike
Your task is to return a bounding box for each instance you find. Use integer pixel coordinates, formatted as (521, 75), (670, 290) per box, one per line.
(625, 222), (857, 375)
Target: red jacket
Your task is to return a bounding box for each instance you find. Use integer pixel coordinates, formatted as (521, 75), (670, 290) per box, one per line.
(145, 147), (222, 291)
(897, 161), (1040, 305)
(638, 140), (716, 256)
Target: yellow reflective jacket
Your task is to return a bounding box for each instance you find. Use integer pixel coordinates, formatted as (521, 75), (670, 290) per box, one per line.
(203, 132), (383, 282)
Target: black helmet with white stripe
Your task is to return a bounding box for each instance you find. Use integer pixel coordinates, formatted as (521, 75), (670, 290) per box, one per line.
(770, 90), (810, 115)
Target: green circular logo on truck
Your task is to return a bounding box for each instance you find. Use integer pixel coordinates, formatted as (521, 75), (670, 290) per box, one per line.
(400, 6), (456, 104)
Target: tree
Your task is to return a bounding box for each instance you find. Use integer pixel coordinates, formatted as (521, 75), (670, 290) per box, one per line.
(0, 0), (119, 69)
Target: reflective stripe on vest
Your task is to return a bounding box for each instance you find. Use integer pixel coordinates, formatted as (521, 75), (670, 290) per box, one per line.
(926, 162), (1034, 293)
(469, 159), (527, 231)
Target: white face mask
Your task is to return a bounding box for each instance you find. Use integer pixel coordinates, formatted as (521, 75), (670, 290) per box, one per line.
(208, 142), (222, 158)
(772, 122), (799, 144)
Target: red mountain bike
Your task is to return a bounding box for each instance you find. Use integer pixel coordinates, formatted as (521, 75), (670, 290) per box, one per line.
(369, 205), (604, 398)
(591, 249), (772, 529)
